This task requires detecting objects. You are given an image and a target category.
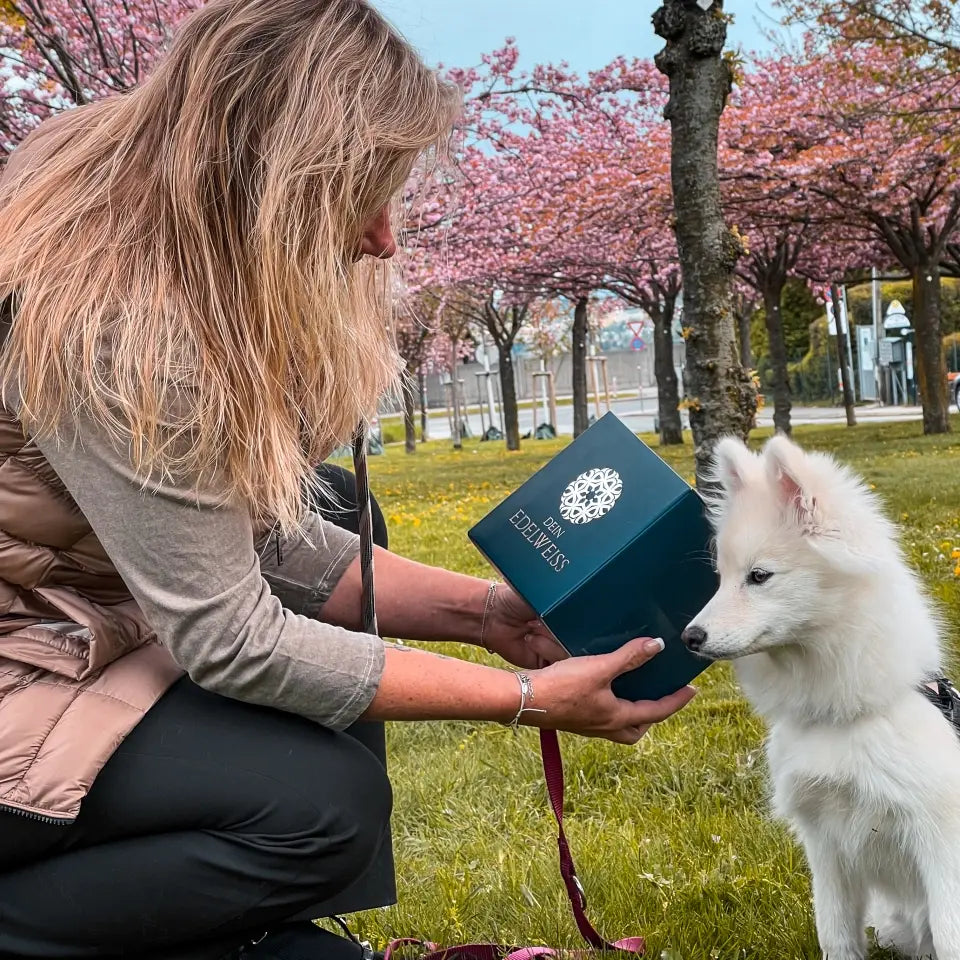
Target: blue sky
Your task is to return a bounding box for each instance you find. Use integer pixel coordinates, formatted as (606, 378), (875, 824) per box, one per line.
(374, 1), (790, 74)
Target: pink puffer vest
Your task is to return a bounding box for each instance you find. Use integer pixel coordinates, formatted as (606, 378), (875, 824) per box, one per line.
(0, 406), (184, 822)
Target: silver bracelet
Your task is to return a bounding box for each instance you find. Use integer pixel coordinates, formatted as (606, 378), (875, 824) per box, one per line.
(506, 671), (547, 731)
(480, 581), (498, 651)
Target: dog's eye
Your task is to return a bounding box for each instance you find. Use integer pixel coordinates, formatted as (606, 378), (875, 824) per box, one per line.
(747, 569), (774, 586)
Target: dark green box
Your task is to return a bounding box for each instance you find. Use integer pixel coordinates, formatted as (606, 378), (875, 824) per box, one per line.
(468, 413), (716, 701)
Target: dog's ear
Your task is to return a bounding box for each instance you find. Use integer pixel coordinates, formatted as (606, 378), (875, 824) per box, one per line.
(712, 436), (752, 498)
(763, 434), (820, 533)
(704, 437), (754, 530)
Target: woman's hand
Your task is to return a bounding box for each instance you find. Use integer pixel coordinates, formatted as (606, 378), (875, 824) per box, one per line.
(364, 635), (695, 746)
(480, 583), (568, 669)
(527, 637), (697, 744)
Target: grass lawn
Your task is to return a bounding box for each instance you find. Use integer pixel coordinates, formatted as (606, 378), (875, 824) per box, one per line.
(338, 418), (960, 959)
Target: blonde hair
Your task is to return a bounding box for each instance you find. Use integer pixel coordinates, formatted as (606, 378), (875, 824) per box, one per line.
(0, 0), (458, 532)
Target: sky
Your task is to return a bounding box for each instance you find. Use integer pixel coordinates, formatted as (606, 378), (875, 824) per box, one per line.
(373, 1), (793, 75)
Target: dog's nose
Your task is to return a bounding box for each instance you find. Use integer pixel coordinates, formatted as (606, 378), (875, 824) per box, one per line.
(682, 625), (707, 652)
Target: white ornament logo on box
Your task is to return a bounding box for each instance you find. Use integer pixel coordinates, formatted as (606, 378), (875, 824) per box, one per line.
(559, 468), (623, 525)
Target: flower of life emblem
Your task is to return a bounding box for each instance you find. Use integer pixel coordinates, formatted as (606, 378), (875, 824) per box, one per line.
(558, 467), (623, 525)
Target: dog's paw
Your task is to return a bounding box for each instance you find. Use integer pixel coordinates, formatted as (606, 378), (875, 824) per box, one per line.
(869, 909), (933, 958)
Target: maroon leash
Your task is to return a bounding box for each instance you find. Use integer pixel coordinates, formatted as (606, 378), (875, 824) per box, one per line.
(352, 424), (644, 958)
(539, 729), (645, 954)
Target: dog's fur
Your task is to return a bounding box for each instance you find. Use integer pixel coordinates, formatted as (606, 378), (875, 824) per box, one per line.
(684, 434), (960, 960)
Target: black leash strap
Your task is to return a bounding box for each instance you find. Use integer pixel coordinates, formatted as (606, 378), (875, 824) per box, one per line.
(351, 423), (378, 637)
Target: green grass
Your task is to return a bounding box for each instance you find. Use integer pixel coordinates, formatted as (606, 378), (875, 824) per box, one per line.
(336, 419), (960, 958)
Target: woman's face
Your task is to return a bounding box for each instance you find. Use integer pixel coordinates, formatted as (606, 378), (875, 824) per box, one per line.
(357, 206), (396, 260)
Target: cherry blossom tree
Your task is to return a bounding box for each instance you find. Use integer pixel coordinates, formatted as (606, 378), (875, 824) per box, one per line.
(754, 44), (960, 433)
(718, 58), (831, 436)
(420, 46), (681, 445)
(0, 0), (193, 152)
(582, 123), (685, 445)
(779, 0), (960, 77)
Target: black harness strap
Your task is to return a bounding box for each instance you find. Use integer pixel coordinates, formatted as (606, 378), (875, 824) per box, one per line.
(920, 677), (960, 731)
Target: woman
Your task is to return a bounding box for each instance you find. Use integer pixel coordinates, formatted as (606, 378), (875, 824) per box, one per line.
(0, 2), (696, 958)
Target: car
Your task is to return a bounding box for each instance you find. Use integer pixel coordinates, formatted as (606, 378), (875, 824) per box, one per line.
(951, 372), (960, 411)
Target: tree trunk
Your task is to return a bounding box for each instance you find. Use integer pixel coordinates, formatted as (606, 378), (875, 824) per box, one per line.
(652, 297), (683, 444)
(497, 342), (521, 451)
(403, 370), (417, 454)
(762, 276), (792, 436)
(737, 301), (754, 370)
(830, 284), (857, 427)
(572, 296), (590, 438)
(912, 262), (950, 434)
(654, 0), (757, 488)
(450, 340), (462, 451)
(418, 369), (429, 443)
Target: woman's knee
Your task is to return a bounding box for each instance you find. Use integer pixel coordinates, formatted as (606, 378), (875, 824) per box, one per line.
(263, 731), (392, 890)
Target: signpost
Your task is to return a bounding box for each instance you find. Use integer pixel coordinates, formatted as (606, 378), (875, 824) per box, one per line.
(879, 339), (894, 366)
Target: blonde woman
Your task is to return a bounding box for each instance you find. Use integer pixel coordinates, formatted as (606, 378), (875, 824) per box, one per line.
(0, 2), (695, 958)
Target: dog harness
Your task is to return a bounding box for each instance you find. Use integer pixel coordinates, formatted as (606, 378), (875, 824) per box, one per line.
(921, 677), (960, 732)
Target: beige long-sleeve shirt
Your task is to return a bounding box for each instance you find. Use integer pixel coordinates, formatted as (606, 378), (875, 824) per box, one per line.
(35, 419), (386, 730)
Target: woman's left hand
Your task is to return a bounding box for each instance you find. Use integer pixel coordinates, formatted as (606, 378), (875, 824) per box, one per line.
(480, 583), (569, 669)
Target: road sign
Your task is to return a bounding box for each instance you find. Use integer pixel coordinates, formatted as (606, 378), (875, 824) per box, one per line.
(884, 299), (910, 331)
(879, 339), (893, 366)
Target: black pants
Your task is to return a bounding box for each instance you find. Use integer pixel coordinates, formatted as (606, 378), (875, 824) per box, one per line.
(0, 464), (394, 960)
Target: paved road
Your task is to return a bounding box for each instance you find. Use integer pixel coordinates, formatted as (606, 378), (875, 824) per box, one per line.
(404, 394), (928, 441)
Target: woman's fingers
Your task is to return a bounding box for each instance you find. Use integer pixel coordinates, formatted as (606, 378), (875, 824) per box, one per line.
(525, 631), (569, 663)
(618, 684), (698, 728)
(601, 636), (666, 681)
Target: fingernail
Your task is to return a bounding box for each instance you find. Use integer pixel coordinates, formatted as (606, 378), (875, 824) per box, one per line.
(644, 637), (665, 654)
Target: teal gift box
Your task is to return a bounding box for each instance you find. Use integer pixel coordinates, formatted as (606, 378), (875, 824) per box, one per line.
(468, 413), (717, 701)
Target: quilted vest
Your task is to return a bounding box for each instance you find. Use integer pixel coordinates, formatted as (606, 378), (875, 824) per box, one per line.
(0, 403), (184, 822)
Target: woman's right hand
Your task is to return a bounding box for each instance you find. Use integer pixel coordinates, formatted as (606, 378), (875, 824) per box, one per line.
(527, 637), (697, 744)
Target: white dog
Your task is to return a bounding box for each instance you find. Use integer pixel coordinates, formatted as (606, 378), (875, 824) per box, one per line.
(681, 434), (960, 960)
